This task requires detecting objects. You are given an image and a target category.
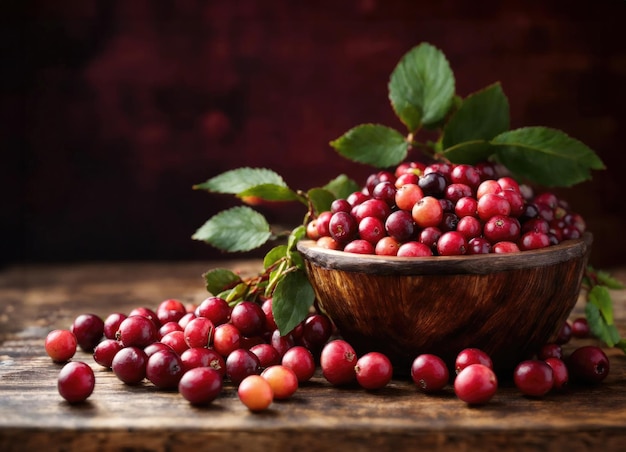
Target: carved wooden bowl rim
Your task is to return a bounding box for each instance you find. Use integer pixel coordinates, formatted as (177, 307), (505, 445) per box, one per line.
(297, 233), (592, 276)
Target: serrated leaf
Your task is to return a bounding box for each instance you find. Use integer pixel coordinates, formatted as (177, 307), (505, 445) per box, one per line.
(203, 268), (242, 296)
(307, 188), (336, 216)
(323, 174), (360, 200)
(272, 270), (315, 335)
(585, 303), (617, 347)
(238, 183), (301, 202)
(442, 82), (510, 149)
(263, 245), (288, 269)
(491, 127), (605, 187)
(388, 43), (455, 130)
(193, 168), (287, 194)
(588, 285), (614, 325)
(330, 124), (409, 168)
(441, 140), (496, 164)
(192, 206), (272, 252)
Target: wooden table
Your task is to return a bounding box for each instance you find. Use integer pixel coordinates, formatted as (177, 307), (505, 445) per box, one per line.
(1, 261), (625, 451)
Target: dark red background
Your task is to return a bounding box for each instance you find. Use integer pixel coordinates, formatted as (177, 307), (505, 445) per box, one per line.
(6, 0), (626, 267)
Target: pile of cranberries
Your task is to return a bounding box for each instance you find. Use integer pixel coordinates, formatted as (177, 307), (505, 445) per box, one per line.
(306, 161), (587, 256)
(45, 296), (609, 408)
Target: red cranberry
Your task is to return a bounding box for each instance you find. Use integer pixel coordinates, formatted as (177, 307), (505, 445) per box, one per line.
(250, 343), (281, 369)
(111, 346), (148, 385)
(571, 317), (590, 338)
(226, 348), (261, 385)
(128, 307), (160, 329)
(231, 301), (266, 337)
(454, 364), (498, 405)
(555, 321), (572, 345)
(411, 354), (449, 393)
(213, 323), (241, 357)
(320, 339), (357, 386)
(282, 345), (316, 383)
(57, 361), (95, 404)
(537, 343), (563, 360)
(93, 339), (123, 369)
(71, 313), (105, 352)
(156, 299), (187, 325)
(194, 296), (231, 325)
(160, 330), (189, 355)
(567, 346), (610, 384)
(103, 312), (127, 340)
(183, 317), (215, 349)
(545, 357), (569, 391)
(116, 315), (157, 348)
(513, 360), (554, 397)
(178, 367), (223, 405)
(146, 349), (184, 389)
(455, 348), (492, 374)
(302, 314), (333, 352)
(180, 347), (226, 377)
(354, 352), (393, 390)
(45, 329), (77, 363)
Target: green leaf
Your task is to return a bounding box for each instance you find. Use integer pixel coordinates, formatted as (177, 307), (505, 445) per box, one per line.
(441, 140), (496, 164)
(193, 168), (287, 194)
(330, 124), (409, 168)
(307, 188), (336, 216)
(272, 270), (315, 335)
(588, 285), (614, 325)
(287, 225), (306, 251)
(192, 206), (272, 252)
(491, 127), (605, 187)
(442, 82), (510, 150)
(238, 184), (302, 202)
(388, 43), (455, 130)
(596, 270), (625, 290)
(203, 268), (242, 296)
(323, 174), (360, 200)
(263, 245), (288, 269)
(585, 303), (617, 347)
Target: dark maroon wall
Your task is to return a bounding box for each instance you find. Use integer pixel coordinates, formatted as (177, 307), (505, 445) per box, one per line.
(7, 0), (626, 266)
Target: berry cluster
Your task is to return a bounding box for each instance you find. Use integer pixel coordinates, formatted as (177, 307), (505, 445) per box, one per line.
(46, 298), (609, 407)
(307, 161), (587, 256)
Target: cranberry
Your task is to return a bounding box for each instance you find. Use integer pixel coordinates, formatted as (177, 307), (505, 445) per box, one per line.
(270, 329), (295, 358)
(343, 239), (376, 254)
(158, 321), (183, 339)
(71, 313), (105, 352)
(450, 164), (481, 189)
(177, 312), (197, 329)
(555, 321), (572, 345)
(456, 216), (482, 241)
(483, 215), (521, 243)
(353, 199), (391, 222)
(116, 315), (158, 348)
(183, 316), (215, 349)
(128, 306), (160, 329)
(250, 343), (281, 369)
(111, 346), (148, 385)
(213, 323), (241, 357)
(180, 347), (226, 376)
(519, 231), (550, 250)
(397, 241), (433, 257)
(467, 237), (491, 254)
(454, 364), (498, 405)
(436, 231), (467, 256)
(476, 179), (502, 199)
(329, 211), (358, 244)
(238, 375), (274, 411)
(261, 365), (299, 400)
(492, 241), (520, 254)
(226, 348), (261, 385)
(537, 343), (563, 360)
(545, 357), (569, 391)
(103, 312), (127, 340)
(93, 339), (123, 369)
(418, 171), (447, 197)
(261, 298), (277, 331)
(146, 349), (184, 390)
(571, 317), (590, 338)
(372, 180), (397, 205)
(385, 210), (415, 242)
(355, 352), (393, 390)
(455, 196), (478, 218)
(411, 354), (449, 393)
(194, 296), (231, 325)
(395, 183), (423, 211)
(57, 361), (95, 404)
(419, 226), (442, 251)
(156, 299), (187, 325)
(513, 360), (554, 397)
(315, 211), (333, 237)
(302, 314), (333, 352)
(281, 345), (316, 382)
(160, 330), (189, 355)
(330, 198), (352, 214)
(144, 341), (174, 357)
(231, 301), (266, 337)
(178, 367), (223, 405)
(412, 196), (443, 228)
(455, 348), (493, 374)
(445, 183), (473, 203)
(320, 339), (357, 386)
(375, 236), (400, 256)
(567, 346), (610, 384)
(45, 329), (77, 363)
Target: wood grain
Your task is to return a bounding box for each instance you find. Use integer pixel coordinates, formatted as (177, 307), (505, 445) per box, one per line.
(1, 262), (625, 451)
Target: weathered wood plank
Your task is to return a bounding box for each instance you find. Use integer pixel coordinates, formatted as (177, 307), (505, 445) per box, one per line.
(1, 262), (625, 451)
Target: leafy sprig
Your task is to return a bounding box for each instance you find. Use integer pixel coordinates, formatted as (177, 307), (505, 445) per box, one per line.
(192, 42), (619, 343)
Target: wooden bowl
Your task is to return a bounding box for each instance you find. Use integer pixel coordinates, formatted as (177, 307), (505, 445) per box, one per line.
(297, 233), (592, 375)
